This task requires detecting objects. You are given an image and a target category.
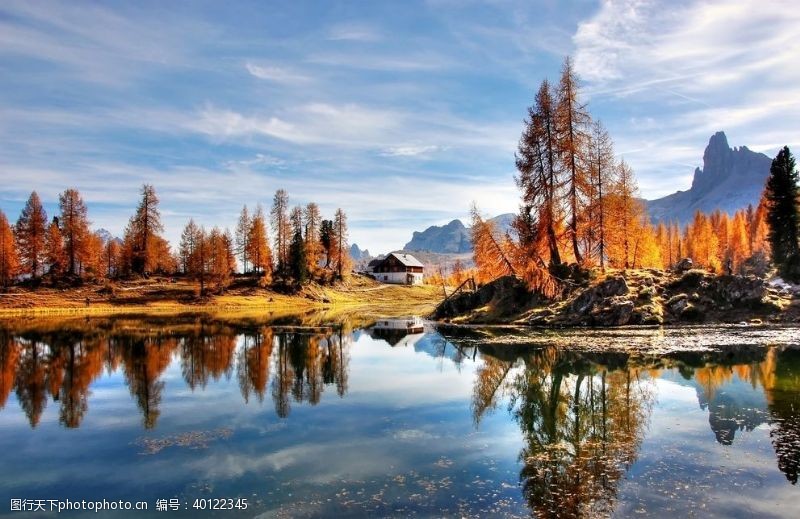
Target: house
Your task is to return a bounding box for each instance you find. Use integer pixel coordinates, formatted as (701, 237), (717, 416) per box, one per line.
(371, 252), (424, 285)
(369, 317), (425, 346)
(365, 258), (383, 274)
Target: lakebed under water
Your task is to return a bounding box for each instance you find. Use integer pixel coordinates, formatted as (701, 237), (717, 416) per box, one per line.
(0, 315), (798, 518)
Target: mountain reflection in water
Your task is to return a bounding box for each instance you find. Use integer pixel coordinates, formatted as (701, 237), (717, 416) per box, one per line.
(0, 316), (798, 518)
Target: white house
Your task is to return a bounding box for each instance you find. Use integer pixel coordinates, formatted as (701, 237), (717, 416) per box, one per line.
(370, 317), (425, 347)
(371, 252), (424, 285)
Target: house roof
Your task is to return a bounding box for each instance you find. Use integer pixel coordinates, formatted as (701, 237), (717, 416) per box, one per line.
(387, 252), (424, 268)
(367, 258), (383, 268)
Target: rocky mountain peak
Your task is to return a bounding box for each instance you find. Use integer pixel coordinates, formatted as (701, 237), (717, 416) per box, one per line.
(691, 131), (732, 195)
(647, 131), (772, 225)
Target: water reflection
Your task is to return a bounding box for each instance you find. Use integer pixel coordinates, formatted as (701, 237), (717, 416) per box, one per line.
(0, 318), (799, 516)
(0, 320), (354, 428)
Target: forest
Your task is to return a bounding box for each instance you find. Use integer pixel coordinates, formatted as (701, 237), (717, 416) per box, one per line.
(0, 186), (353, 295)
(467, 57), (800, 294)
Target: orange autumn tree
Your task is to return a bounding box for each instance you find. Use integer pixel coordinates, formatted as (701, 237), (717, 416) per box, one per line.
(0, 210), (19, 288)
(471, 204), (558, 298)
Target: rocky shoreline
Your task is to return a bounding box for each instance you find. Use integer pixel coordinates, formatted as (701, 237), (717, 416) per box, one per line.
(433, 269), (800, 327)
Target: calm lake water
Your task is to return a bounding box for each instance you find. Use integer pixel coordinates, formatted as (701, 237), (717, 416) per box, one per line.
(0, 316), (798, 518)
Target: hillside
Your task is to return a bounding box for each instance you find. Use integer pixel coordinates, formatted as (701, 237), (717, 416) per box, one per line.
(646, 132), (771, 224)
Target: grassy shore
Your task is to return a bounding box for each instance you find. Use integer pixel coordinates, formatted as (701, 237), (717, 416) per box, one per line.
(0, 274), (443, 319)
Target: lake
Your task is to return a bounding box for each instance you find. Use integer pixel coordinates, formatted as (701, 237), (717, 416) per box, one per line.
(0, 315), (798, 518)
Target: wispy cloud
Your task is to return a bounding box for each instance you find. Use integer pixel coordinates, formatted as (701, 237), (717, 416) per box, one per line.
(380, 145), (442, 157)
(573, 0), (800, 197)
(326, 22), (381, 42)
(245, 62), (311, 84)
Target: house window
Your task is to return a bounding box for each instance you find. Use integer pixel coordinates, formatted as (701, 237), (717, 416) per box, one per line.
(384, 275), (388, 281)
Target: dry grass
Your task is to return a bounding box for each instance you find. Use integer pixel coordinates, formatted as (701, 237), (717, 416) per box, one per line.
(0, 275), (443, 319)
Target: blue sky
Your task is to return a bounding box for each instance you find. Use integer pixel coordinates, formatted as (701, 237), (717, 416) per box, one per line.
(1, 0), (798, 254)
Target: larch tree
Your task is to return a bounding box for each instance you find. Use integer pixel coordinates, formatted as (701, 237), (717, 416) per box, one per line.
(0, 210), (19, 287)
(556, 56), (591, 264)
(15, 191), (48, 278)
(128, 184), (164, 275)
(270, 189), (290, 274)
(104, 239), (121, 278)
(235, 205), (251, 274)
(332, 209), (351, 279)
(179, 219), (200, 275)
(607, 159), (639, 268)
(207, 227), (233, 292)
(247, 204), (272, 279)
(58, 188), (90, 276)
(44, 218), (66, 276)
(729, 211), (749, 274)
(514, 79), (562, 266)
(584, 120), (615, 269)
(764, 146), (800, 281)
(304, 202), (322, 274)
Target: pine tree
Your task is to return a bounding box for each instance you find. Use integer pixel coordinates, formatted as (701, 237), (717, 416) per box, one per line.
(58, 188), (90, 276)
(0, 210), (19, 287)
(15, 191), (47, 278)
(764, 146), (800, 281)
(320, 219), (334, 268)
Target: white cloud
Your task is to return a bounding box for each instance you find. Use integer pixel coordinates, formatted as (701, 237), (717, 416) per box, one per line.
(326, 22), (381, 42)
(380, 144), (442, 157)
(572, 0), (800, 198)
(245, 62), (311, 84)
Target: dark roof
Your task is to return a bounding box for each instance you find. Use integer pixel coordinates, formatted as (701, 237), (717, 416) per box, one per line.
(367, 259), (383, 268)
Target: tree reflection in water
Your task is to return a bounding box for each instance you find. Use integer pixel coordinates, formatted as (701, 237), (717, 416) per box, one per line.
(465, 338), (800, 517)
(0, 318), (352, 428)
(0, 318), (799, 508)
(471, 347), (655, 518)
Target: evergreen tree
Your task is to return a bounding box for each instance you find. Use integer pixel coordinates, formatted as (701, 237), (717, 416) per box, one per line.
(320, 219), (334, 268)
(289, 228), (308, 285)
(764, 146), (800, 281)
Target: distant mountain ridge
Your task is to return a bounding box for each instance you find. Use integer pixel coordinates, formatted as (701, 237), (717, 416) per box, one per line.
(646, 131), (771, 225)
(403, 213), (514, 254)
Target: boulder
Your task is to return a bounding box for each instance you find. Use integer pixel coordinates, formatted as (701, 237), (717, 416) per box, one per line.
(667, 293), (689, 314)
(675, 258), (694, 272)
(570, 276), (629, 314)
(590, 297), (634, 326)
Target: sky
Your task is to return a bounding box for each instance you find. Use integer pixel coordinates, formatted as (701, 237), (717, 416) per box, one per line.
(1, 0), (798, 254)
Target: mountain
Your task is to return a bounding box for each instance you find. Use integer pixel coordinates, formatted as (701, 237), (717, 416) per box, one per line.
(95, 228), (120, 244)
(646, 132), (772, 225)
(403, 213), (515, 254)
(350, 243), (370, 261)
(404, 219), (471, 253)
